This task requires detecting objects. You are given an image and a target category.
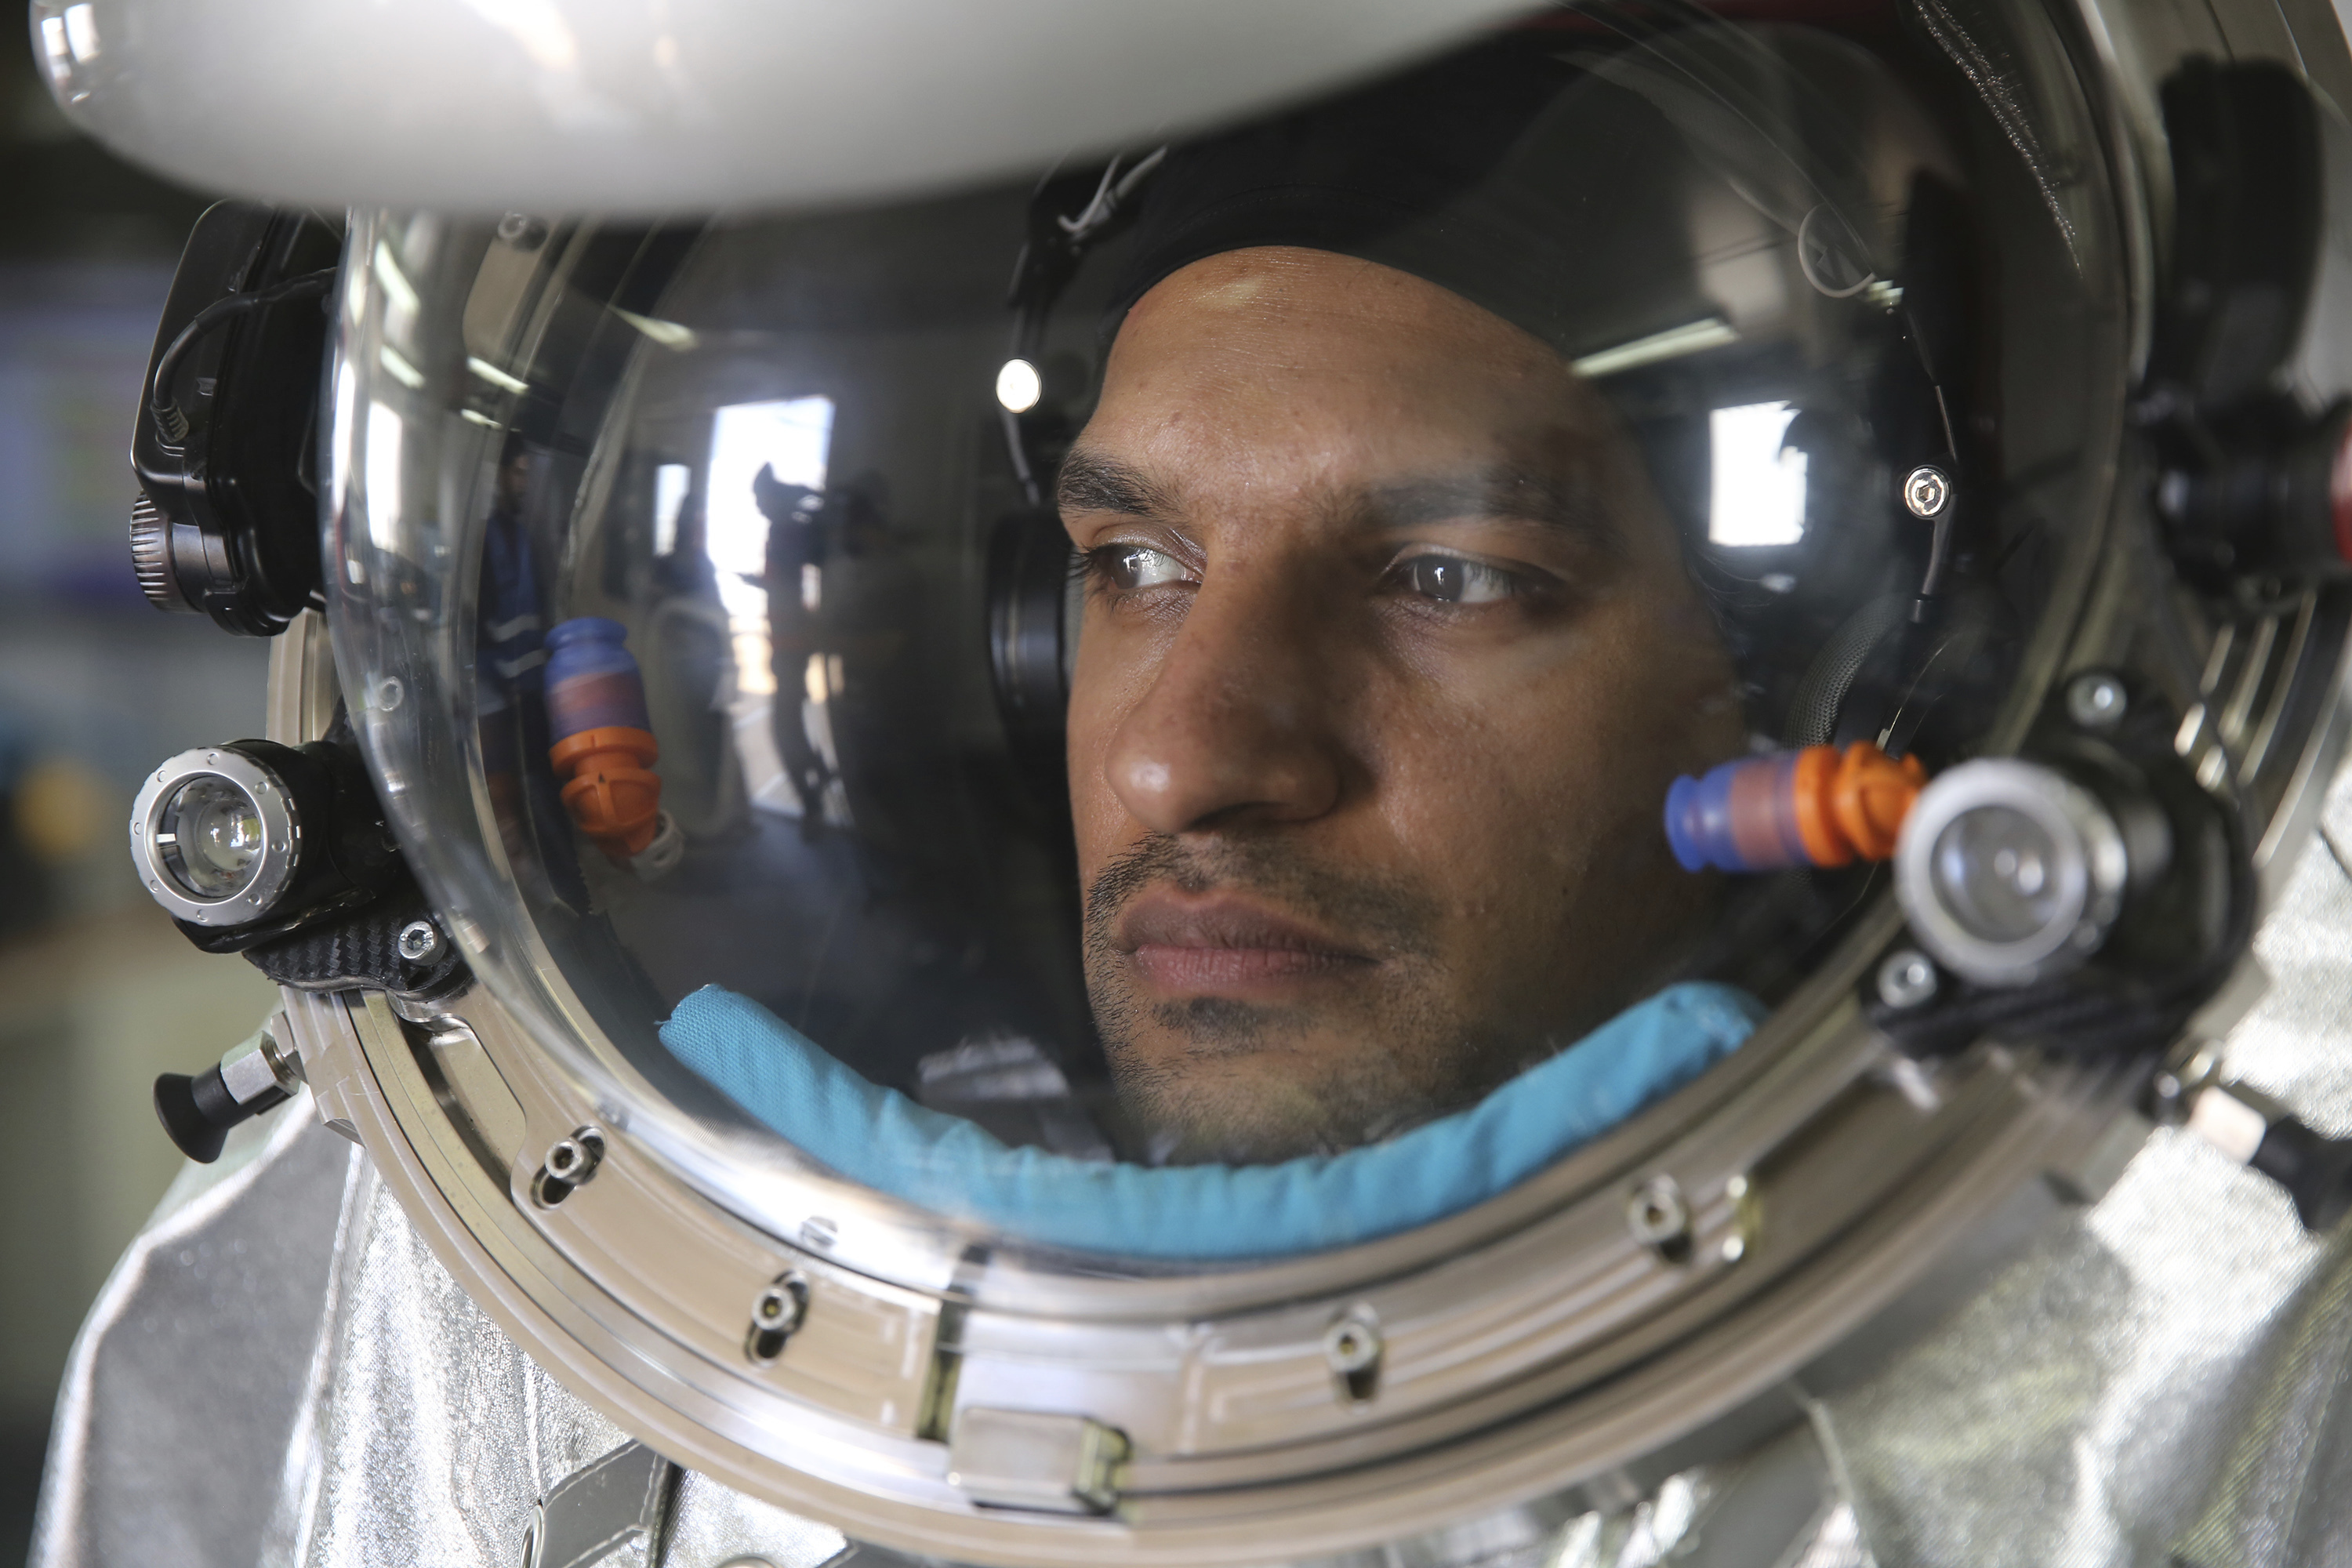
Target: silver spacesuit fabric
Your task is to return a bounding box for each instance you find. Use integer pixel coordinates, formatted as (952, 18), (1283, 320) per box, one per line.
(1813, 758), (2352, 1568)
(30, 760), (2352, 1568)
(26, 1088), (849, 1568)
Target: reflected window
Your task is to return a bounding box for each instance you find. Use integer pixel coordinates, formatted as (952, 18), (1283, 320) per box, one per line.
(365, 402), (404, 551)
(1707, 401), (1806, 547)
(706, 397), (833, 620)
(695, 397), (837, 819)
(652, 462), (691, 557)
(62, 2), (100, 63)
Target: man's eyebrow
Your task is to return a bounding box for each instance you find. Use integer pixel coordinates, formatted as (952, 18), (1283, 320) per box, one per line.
(1363, 464), (1619, 549)
(1055, 447), (1177, 521)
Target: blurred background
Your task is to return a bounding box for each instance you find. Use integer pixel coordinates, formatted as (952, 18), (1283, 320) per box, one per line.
(0, 16), (280, 1563)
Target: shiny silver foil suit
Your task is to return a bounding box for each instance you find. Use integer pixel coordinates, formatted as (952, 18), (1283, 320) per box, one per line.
(31, 764), (2352, 1568)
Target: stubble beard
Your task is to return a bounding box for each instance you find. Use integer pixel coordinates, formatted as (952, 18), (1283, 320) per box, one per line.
(1081, 833), (1512, 1164)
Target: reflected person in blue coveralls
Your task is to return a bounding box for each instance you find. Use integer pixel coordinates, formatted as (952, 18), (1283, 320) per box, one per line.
(475, 437), (586, 906)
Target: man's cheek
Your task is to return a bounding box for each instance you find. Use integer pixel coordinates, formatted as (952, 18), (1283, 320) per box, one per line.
(1063, 695), (1127, 855)
(1069, 783), (1130, 880)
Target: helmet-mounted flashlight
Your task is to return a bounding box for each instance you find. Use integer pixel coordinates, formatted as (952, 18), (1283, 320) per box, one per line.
(129, 738), (402, 950)
(131, 747), (299, 927)
(1893, 759), (2136, 989)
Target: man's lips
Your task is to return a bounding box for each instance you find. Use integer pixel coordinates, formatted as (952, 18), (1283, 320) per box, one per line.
(1116, 893), (1374, 994)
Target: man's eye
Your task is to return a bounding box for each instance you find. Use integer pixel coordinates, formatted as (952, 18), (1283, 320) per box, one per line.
(1393, 553), (1523, 604)
(1095, 546), (1190, 591)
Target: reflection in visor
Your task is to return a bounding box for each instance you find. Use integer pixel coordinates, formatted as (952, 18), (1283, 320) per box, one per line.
(707, 395), (837, 824)
(369, 3), (2118, 1238)
(1709, 401), (1808, 547)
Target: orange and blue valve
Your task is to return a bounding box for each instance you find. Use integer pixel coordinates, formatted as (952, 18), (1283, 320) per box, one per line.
(544, 616), (666, 862)
(1666, 742), (1927, 873)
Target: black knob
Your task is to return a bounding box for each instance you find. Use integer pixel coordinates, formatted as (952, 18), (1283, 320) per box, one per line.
(154, 1066), (259, 1163)
(2252, 1114), (2352, 1232)
(128, 490), (190, 612)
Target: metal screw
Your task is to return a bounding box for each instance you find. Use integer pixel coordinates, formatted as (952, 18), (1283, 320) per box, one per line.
(1626, 1176), (1691, 1252)
(535, 1127), (604, 1204)
(2066, 671), (2128, 731)
(746, 1272), (811, 1363)
(397, 920), (442, 964)
(1902, 464), (1953, 518)
(753, 1276), (809, 1335)
(1321, 1316), (1382, 1376)
(495, 212), (550, 251)
(257, 1022), (306, 1090)
(1876, 949), (1940, 1010)
(546, 1137), (587, 1178)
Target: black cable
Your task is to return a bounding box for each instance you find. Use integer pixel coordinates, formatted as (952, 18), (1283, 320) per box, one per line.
(148, 267), (337, 445)
(1000, 149), (1167, 504)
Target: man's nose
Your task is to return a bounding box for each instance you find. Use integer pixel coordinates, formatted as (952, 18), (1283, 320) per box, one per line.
(1102, 572), (1346, 834)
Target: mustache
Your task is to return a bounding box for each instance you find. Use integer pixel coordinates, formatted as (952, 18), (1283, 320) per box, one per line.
(1082, 833), (1439, 959)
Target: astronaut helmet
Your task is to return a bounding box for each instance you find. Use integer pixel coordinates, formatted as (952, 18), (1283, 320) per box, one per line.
(58, 0), (2352, 1560)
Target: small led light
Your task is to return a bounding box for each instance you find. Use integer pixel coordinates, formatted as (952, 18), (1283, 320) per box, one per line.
(995, 358), (1043, 414)
(1930, 805), (2062, 946)
(157, 775), (266, 898)
(130, 745), (306, 927)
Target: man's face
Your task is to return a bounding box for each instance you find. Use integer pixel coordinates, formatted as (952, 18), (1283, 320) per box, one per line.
(1062, 247), (1747, 1164)
(497, 452), (532, 512)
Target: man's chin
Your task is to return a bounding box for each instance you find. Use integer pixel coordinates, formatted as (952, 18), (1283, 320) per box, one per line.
(1105, 1004), (1447, 1164)
(1116, 1064), (1357, 1165)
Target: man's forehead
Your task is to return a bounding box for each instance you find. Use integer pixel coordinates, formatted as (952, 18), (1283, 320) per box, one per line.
(1093, 253), (1617, 456)
(1070, 251), (1642, 543)
(1055, 441), (1620, 549)
(1111, 247), (1569, 383)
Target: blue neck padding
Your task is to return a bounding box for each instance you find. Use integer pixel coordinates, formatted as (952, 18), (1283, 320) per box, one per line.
(659, 981), (1762, 1260)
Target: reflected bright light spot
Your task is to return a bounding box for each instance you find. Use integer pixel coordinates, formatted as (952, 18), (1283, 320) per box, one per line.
(377, 345), (425, 389)
(372, 239), (420, 346)
(652, 463), (691, 557)
(731, 630), (775, 698)
(328, 359), (358, 516)
(1571, 317), (1737, 380)
(466, 354), (528, 394)
(706, 396), (833, 621)
(372, 241), (419, 314)
(613, 307), (698, 351)
(996, 358), (1043, 414)
(1708, 401), (1807, 547)
(365, 402), (405, 553)
(460, 0), (580, 72)
(37, 16), (70, 85)
(62, 3), (99, 63)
